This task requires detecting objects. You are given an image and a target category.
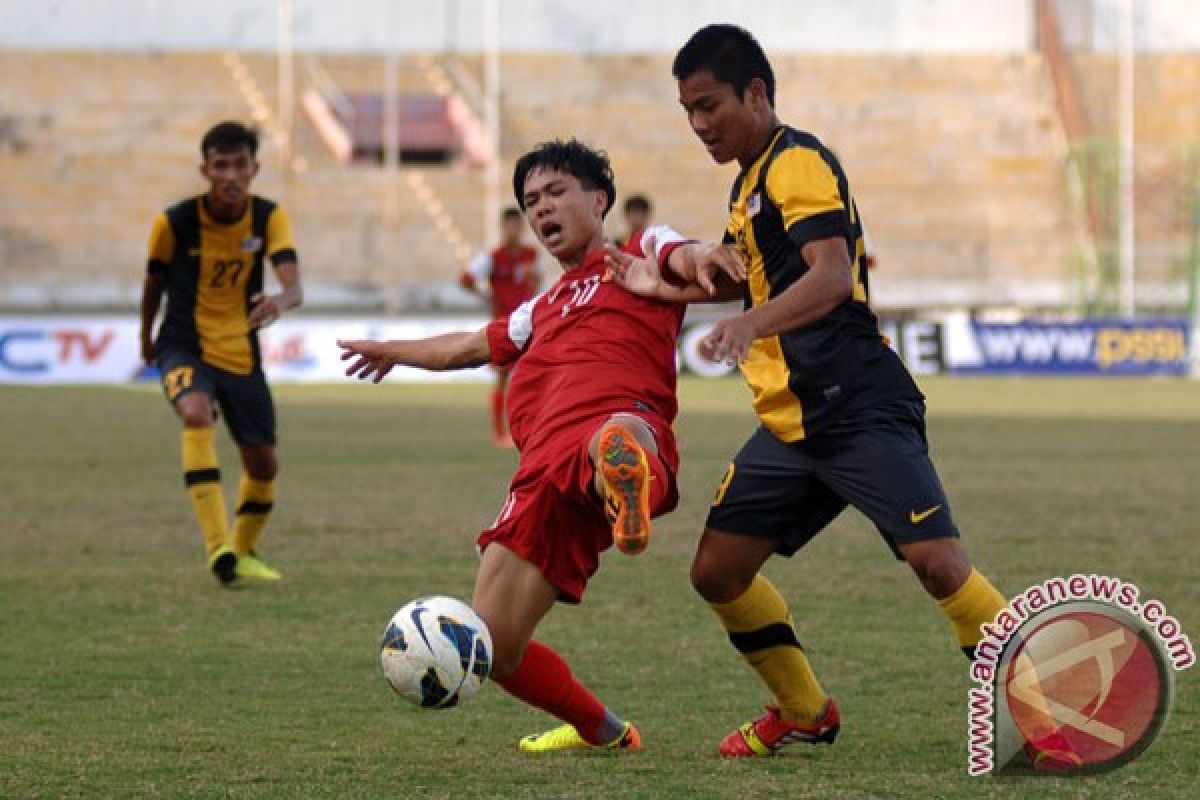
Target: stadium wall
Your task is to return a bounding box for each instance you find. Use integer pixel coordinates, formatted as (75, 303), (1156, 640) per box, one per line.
(2, 0), (1036, 53)
(8, 1), (1200, 54)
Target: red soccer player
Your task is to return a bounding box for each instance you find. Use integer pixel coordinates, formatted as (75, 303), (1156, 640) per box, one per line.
(619, 193), (653, 253)
(339, 139), (741, 753)
(460, 207), (542, 447)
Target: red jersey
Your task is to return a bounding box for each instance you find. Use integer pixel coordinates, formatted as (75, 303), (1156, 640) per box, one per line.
(478, 231), (688, 602)
(621, 227), (646, 254)
(485, 246), (685, 461)
(469, 244), (539, 317)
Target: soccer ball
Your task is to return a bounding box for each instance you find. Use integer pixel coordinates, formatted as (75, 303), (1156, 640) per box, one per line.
(380, 595), (493, 709)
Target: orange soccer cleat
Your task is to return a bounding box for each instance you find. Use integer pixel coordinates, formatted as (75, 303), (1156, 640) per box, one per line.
(597, 423), (652, 555)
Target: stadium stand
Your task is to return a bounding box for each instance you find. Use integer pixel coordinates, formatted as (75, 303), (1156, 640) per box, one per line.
(0, 47), (1194, 310)
(1072, 53), (1200, 304)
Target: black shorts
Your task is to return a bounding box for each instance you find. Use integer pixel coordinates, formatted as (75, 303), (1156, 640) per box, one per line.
(157, 349), (276, 446)
(705, 413), (958, 560)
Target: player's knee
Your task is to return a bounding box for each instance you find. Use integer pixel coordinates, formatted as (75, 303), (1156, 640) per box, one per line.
(616, 414), (658, 454)
(906, 539), (971, 598)
(590, 413), (657, 461)
(242, 447), (278, 481)
(690, 553), (748, 604)
(178, 401), (213, 429)
(253, 459), (278, 482)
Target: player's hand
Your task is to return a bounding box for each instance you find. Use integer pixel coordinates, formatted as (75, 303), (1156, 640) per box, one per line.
(247, 292), (283, 329)
(678, 242), (746, 295)
(698, 315), (758, 365)
(140, 330), (155, 365)
(602, 245), (664, 297)
(337, 339), (397, 383)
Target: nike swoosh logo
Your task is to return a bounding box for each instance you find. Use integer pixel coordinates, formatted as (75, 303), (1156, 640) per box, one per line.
(910, 505), (942, 524)
(410, 606), (435, 650)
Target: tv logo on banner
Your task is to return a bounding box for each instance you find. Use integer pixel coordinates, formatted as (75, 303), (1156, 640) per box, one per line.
(0, 320), (137, 382)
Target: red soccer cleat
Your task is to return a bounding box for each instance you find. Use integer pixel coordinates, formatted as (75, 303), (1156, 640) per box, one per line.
(1024, 730), (1084, 772)
(719, 700), (841, 757)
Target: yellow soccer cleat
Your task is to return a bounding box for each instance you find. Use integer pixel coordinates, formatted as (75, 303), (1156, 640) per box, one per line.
(235, 550), (282, 581)
(207, 545), (238, 586)
(518, 722), (641, 753)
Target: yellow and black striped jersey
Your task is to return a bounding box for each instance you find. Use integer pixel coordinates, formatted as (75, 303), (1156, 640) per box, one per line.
(725, 126), (921, 441)
(147, 195), (297, 374)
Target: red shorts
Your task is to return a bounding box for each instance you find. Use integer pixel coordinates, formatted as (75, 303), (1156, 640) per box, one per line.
(477, 418), (678, 603)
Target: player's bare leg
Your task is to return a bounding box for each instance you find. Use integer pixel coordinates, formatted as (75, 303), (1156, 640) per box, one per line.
(689, 527), (777, 604)
(899, 537), (1079, 770)
(233, 443), (281, 581)
(589, 413), (658, 555)
(692, 528), (840, 756)
(473, 543), (639, 752)
(898, 537), (971, 599)
(472, 543), (558, 681)
(174, 393), (214, 426)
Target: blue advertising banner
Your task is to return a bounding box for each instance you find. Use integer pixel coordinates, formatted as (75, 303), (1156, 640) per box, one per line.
(945, 319), (1191, 376)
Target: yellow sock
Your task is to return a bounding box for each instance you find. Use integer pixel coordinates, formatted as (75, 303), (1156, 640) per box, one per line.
(710, 574), (828, 724)
(233, 474), (276, 554)
(940, 569), (1059, 738)
(937, 568), (1007, 659)
(181, 427), (228, 555)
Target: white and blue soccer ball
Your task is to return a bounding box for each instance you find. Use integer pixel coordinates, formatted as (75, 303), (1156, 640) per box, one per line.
(380, 595), (493, 709)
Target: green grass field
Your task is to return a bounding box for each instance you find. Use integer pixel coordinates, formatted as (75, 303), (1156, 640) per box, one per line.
(2, 377), (1197, 799)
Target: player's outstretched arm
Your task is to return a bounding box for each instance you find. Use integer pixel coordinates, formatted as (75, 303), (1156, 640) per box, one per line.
(665, 240), (747, 295)
(604, 245), (742, 304)
(338, 328), (491, 383)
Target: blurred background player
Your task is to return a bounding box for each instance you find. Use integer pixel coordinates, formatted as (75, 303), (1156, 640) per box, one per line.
(460, 206), (541, 447)
(139, 120), (304, 585)
(619, 194), (653, 252)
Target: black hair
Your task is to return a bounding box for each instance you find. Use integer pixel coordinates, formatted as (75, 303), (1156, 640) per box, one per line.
(501, 206), (522, 220)
(200, 120), (259, 158)
(624, 194), (651, 214)
(512, 138), (616, 217)
(672, 24), (775, 107)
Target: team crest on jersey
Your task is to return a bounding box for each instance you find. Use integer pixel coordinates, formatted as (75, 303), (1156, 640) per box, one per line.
(747, 192), (762, 217)
(241, 236), (263, 253)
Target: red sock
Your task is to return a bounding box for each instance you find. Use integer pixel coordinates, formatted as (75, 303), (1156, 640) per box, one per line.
(495, 640), (609, 743)
(490, 389), (505, 439)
